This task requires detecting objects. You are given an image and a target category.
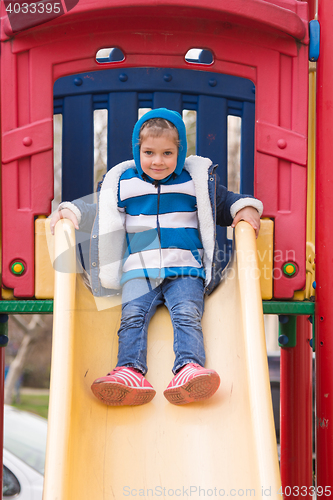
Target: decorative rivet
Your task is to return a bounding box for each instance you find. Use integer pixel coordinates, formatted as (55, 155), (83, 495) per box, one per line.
(11, 261), (25, 275)
(277, 139), (287, 149)
(0, 335), (8, 347)
(23, 137), (32, 147)
(278, 335), (289, 346)
(119, 73), (128, 82)
(210, 177), (214, 181)
(74, 77), (83, 86)
(279, 315), (289, 324)
(164, 74), (172, 82)
(208, 79), (217, 87)
(92, 235), (97, 239)
(283, 262), (297, 277)
(92, 262), (97, 267)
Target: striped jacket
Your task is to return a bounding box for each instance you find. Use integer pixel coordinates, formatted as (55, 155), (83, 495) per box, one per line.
(61, 155), (263, 296)
(118, 165), (206, 285)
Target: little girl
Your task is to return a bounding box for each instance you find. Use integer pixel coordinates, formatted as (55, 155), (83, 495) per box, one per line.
(51, 108), (262, 406)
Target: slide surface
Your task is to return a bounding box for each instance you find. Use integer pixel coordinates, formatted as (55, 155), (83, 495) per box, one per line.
(43, 221), (281, 500)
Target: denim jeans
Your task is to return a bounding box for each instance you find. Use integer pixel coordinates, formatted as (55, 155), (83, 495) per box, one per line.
(116, 277), (206, 375)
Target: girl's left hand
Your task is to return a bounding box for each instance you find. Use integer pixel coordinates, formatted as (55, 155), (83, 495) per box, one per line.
(231, 207), (261, 238)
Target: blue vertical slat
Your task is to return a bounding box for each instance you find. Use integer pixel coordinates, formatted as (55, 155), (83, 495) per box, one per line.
(196, 95), (228, 186)
(107, 92), (138, 169)
(196, 95), (229, 257)
(240, 101), (255, 195)
(62, 95), (94, 200)
(153, 92), (182, 113)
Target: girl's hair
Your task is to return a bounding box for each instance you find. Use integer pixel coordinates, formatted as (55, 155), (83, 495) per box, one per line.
(139, 118), (180, 148)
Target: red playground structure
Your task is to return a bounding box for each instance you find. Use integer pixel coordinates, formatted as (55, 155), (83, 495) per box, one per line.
(0, 0), (332, 496)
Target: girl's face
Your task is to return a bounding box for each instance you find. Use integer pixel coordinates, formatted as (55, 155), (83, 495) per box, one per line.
(140, 134), (178, 181)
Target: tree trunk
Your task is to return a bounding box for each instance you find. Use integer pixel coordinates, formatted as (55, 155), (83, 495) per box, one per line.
(4, 315), (45, 405)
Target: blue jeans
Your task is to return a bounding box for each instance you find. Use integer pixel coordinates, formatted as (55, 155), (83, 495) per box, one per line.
(116, 277), (206, 375)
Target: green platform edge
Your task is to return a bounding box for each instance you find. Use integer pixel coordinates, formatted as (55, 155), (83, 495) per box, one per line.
(0, 300), (53, 314)
(0, 300), (315, 315)
(262, 301), (315, 316)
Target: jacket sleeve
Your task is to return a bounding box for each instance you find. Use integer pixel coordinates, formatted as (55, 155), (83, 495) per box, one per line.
(215, 177), (263, 227)
(58, 199), (97, 233)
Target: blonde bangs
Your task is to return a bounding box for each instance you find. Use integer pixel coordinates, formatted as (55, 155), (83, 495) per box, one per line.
(139, 118), (180, 148)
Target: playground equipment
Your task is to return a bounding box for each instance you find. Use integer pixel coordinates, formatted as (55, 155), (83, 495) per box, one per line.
(0, 0), (331, 496)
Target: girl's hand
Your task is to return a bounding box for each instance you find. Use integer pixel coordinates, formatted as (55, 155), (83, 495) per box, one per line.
(231, 206), (261, 238)
(50, 208), (79, 235)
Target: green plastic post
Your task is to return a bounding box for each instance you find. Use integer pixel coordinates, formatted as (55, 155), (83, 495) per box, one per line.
(278, 315), (297, 348)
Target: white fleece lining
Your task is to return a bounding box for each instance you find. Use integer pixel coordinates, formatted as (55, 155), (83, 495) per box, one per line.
(58, 202), (82, 225)
(183, 155), (215, 286)
(230, 198), (263, 219)
(98, 160), (136, 289)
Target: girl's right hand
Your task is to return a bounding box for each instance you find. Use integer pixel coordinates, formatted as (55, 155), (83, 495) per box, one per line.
(50, 208), (79, 235)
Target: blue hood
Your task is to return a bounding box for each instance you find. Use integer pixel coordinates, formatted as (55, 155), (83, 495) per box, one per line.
(132, 108), (187, 179)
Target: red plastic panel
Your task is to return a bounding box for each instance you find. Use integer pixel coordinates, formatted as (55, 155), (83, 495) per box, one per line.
(316, 0), (333, 486)
(255, 45), (308, 298)
(256, 121), (307, 167)
(1, 41), (54, 296)
(0, 0), (308, 297)
(1, 0), (308, 42)
(2, 118), (53, 164)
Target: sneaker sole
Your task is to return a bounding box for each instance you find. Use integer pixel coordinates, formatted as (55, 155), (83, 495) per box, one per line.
(91, 381), (156, 406)
(163, 372), (220, 405)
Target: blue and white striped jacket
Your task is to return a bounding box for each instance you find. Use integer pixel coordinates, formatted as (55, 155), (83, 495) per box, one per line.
(118, 166), (206, 285)
(61, 155), (263, 296)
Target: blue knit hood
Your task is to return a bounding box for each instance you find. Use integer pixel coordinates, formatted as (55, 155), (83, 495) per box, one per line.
(132, 108), (188, 180)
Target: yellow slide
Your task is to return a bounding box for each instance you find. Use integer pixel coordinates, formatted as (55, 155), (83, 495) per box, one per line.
(43, 220), (281, 500)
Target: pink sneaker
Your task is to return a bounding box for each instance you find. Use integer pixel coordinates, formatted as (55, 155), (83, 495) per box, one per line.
(164, 363), (220, 405)
(91, 366), (156, 406)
